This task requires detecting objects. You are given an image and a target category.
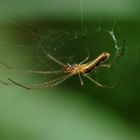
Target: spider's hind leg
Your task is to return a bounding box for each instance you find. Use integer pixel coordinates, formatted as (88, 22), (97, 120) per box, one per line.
(84, 74), (115, 89)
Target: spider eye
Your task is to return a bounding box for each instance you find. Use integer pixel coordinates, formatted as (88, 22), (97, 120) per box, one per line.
(64, 64), (70, 68)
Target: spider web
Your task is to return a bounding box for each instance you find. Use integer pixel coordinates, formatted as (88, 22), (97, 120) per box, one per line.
(0, 1), (137, 88)
(0, 19), (126, 87)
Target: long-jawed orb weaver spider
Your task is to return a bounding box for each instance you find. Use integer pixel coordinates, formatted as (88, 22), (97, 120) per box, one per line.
(0, 54), (118, 90)
(0, 40), (125, 90)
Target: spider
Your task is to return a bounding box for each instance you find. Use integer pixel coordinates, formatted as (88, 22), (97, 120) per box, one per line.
(0, 35), (125, 90)
(0, 40), (125, 90)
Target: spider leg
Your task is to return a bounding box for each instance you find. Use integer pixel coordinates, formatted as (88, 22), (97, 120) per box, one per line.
(78, 73), (84, 86)
(7, 74), (72, 90)
(0, 80), (11, 86)
(79, 56), (89, 65)
(45, 53), (64, 66)
(0, 79), (31, 90)
(25, 69), (63, 74)
(8, 78), (31, 90)
(84, 74), (115, 89)
(39, 74), (72, 86)
(0, 61), (63, 74)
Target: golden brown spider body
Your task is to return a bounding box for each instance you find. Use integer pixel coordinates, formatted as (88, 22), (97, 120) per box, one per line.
(64, 52), (110, 75)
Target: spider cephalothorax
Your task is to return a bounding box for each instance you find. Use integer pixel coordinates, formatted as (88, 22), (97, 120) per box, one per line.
(64, 64), (77, 74)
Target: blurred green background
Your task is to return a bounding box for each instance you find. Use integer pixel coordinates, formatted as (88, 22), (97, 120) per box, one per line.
(0, 0), (140, 140)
